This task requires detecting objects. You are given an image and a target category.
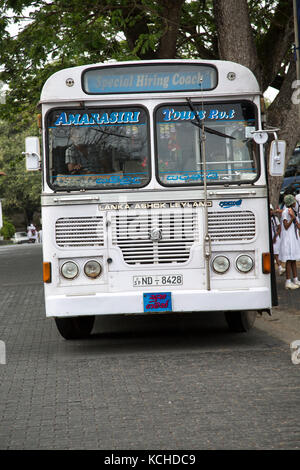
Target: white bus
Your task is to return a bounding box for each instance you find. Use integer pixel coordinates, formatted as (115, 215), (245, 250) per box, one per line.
(25, 59), (285, 339)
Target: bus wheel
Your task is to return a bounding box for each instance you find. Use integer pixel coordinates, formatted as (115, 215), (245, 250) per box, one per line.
(54, 316), (95, 340)
(224, 311), (256, 333)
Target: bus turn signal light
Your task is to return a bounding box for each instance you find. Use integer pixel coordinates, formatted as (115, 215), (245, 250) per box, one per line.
(43, 262), (51, 283)
(262, 253), (271, 274)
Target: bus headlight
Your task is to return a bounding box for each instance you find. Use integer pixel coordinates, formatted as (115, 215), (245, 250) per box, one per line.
(236, 255), (254, 273)
(84, 260), (102, 279)
(212, 255), (230, 274)
(61, 261), (79, 280)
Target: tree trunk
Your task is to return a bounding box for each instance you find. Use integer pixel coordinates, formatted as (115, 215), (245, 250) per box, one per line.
(157, 0), (185, 58)
(212, 0), (261, 82)
(122, 0), (185, 60)
(213, 0), (300, 208)
(267, 59), (300, 207)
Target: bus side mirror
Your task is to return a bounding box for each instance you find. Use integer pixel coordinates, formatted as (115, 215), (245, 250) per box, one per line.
(23, 136), (41, 171)
(268, 140), (286, 176)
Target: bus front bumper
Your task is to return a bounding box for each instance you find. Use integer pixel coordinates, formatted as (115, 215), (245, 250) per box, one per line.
(45, 287), (271, 317)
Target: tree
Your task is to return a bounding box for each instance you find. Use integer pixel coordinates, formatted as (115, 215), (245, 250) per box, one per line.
(212, 0), (297, 205)
(0, 216), (15, 239)
(0, 0), (298, 205)
(0, 119), (41, 225)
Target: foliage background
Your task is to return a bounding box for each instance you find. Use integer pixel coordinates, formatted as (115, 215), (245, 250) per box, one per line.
(0, 0), (298, 214)
(0, 118), (41, 227)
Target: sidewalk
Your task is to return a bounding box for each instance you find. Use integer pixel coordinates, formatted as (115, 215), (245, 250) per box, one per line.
(255, 266), (300, 344)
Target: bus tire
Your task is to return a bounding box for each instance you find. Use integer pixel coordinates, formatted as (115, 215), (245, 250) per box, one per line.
(224, 311), (256, 333)
(54, 316), (95, 340)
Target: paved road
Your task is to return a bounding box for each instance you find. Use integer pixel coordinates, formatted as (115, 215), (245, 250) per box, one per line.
(0, 244), (299, 450)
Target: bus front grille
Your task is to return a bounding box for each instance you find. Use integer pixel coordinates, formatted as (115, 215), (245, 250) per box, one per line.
(111, 211), (198, 265)
(56, 217), (104, 247)
(208, 210), (256, 241)
(54, 210), (255, 252)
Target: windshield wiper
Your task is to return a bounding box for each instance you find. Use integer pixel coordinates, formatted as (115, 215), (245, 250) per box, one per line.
(90, 127), (130, 139)
(186, 98), (236, 140)
(190, 120), (236, 140)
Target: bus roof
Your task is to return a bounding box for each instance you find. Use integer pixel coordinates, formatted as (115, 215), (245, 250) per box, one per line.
(40, 59), (260, 104)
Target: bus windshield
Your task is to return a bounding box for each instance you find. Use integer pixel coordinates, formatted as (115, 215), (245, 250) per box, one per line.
(46, 106), (150, 190)
(155, 101), (258, 186)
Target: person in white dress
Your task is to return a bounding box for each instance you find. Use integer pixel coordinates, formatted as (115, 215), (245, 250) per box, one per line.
(38, 228), (43, 244)
(279, 194), (300, 290)
(27, 223), (37, 243)
(270, 205), (285, 275)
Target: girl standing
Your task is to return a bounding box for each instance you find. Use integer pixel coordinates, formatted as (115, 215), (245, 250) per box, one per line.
(270, 205), (285, 275)
(279, 194), (300, 290)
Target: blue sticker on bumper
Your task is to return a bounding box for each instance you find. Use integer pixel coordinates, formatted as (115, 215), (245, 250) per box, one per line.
(143, 292), (172, 313)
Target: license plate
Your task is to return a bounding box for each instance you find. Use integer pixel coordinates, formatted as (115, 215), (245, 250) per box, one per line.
(133, 274), (183, 287)
(143, 292), (172, 313)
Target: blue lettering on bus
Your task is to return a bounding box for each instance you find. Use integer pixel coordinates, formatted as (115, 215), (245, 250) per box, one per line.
(165, 172), (218, 182)
(95, 176), (142, 185)
(161, 108), (235, 122)
(53, 111), (141, 126)
(219, 199), (242, 208)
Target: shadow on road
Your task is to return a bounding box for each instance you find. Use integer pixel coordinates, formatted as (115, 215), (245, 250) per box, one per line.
(51, 311), (281, 359)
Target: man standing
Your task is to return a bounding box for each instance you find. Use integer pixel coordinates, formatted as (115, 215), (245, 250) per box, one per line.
(65, 127), (97, 174)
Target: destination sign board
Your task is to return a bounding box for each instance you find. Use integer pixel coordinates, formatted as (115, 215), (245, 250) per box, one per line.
(83, 64), (217, 94)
